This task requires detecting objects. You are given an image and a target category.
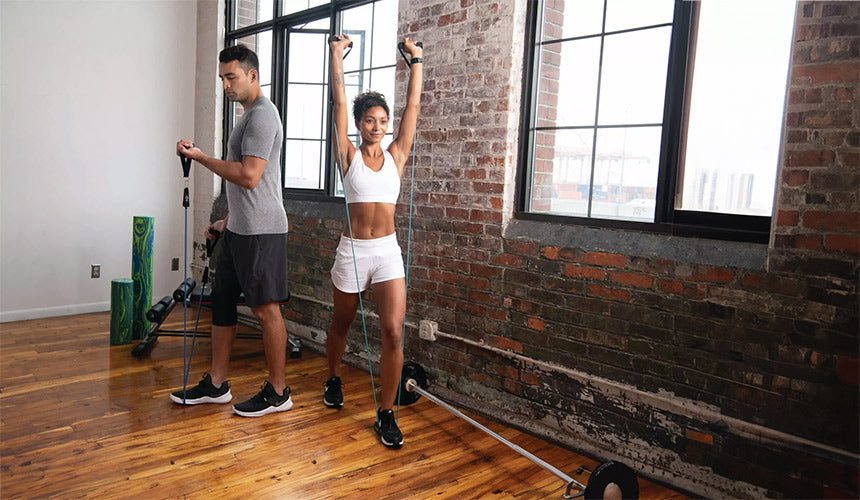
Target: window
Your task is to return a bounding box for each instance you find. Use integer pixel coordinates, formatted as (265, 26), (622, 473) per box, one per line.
(225, 0), (398, 196)
(519, 0), (796, 241)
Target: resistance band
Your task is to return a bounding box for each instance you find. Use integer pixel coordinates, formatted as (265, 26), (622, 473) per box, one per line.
(395, 41), (421, 420)
(178, 148), (205, 403)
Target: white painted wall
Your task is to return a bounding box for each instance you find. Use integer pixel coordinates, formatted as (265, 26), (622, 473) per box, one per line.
(1, 0), (198, 321)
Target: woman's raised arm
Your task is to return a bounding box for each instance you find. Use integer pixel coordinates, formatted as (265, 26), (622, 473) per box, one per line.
(330, 35), (355, 174)
(390, 38), (423, 174)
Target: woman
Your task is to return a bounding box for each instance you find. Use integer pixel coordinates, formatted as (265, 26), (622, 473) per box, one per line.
(325, 34), (422, 449)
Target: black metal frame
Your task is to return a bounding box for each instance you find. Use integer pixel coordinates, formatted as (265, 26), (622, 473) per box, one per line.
(224, 0), (392, 201)
(517, 0), (771, 243)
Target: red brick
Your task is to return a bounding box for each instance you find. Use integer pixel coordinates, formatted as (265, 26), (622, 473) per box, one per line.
(446, 207), (470, 220)
(836, 357), (860, 386)
(507, 240), (540, 256)
(796, 233), (823, 249)
(470, 209), (502, 223)
(438, 9), (468, 27)
(542, 246), (576, 261)
(791, 62), (860, 84)
(840, 151), (860, 167)
(564, 264), (605, 280)
(587, 284), (631, 301)
(785, 149), (836, 167)
(777, 210), (800, 227)
(470, 263), (503, 278)
(453, 221), (484, 234)
(520, 371), (541, 387)
(488, 308), (508, 321)
(465, 168), (487, 180)
(493, 336), (523, 353)
(686, 428), (715, 446)
(658, 278), (685, 295)
(805, 211), (860, 231)
(826, 234), (860, 253)
(784, 169), (810, 186)
(459, 275), (489, 289)
(609, 271), (655, 289)
(430, 269), (458, 284)
(527, 317), (546, 330)
(583, 251), (628, 268)
(456, 300), (486, 317)
(692, 266), (735, 283)
(469, 290), (498, 305)
(491, 253), (524, 266)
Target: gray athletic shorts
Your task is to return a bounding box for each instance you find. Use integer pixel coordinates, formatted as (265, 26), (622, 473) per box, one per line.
(211, 230), (289, 326)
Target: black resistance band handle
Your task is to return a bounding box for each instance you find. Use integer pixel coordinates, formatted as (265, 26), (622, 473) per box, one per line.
(180, 145), (193, 208)
(398, 41), (423, 67)
(328, 35), (353, 59)
(202, 228), (222, 286)
(206, 228), (221, 257)
(179, 148), (192, 177)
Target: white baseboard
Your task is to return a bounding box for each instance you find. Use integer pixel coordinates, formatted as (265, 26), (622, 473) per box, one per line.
(0, 302), (111, 323)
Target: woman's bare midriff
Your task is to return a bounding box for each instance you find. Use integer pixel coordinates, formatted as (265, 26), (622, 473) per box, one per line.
(342, 202), (396, 239)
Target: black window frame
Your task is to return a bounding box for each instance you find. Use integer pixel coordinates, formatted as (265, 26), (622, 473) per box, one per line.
(223, 0), (391, 202)
(516, 0), (772, 243)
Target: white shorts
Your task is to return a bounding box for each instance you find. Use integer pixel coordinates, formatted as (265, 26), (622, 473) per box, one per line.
(330, 233), (405, 293)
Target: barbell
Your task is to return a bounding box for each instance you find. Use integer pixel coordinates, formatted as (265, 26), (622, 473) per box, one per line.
(398, 361), (639, 499)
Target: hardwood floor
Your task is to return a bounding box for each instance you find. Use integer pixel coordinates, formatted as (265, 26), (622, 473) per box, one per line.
(1, 310), (689, 499)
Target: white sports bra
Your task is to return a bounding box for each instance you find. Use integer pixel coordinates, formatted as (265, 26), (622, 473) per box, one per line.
(343, 149), (400, 204)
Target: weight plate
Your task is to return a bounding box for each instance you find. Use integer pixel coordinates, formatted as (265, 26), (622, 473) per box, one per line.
(583, 461), (639, 500)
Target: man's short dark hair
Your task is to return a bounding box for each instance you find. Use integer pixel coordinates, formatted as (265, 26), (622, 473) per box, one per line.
(219, 44), (259, 74)
(353, 91), (390, 123)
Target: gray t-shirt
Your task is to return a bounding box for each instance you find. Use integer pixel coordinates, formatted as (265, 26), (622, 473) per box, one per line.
(225, 96), (288, 235)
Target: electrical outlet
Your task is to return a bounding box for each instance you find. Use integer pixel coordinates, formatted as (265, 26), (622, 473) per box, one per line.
(418, 320), (438, 341)
(91, 264), (100, 279)
(171, 258), (179, 271)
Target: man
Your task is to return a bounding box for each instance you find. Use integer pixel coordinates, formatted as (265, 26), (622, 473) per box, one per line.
(171, 44), (291, 418)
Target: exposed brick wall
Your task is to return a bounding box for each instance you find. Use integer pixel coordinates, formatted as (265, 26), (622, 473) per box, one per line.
(772, 1), (860, 272)
(280, 1), (858, 497)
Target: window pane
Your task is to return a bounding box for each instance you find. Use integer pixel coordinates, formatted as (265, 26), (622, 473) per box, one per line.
(542, 0), (603, 41)
(605, 0), (674, 32)
(288, 31), (328, 84)
(343, 3), (375, 68)
(285, 139), (323, 189)
(286, 84), (325, 138)
(282, 0), (327, 16)
(681, 0), (795, 216)
(598, 27), (671, 125)
(590, 127), (660, 221)
(342, 30), (369, 74)
(371, 1), (398, 68)
(235, 32), (273, 88)
(229, 32), (273, 129)
(343, 71), (364, 136)
(552, 38), (601, 128)
(233, 0), (273, 29)
(368, 67), (396, 117)
(530, 129), (593, 217)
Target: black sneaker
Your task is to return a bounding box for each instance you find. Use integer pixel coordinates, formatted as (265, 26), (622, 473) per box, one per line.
(232, 381), (293, 417)
(169, 373), (232, 405)
(323, 376), (343, 408)
(374, 408), (404, 449)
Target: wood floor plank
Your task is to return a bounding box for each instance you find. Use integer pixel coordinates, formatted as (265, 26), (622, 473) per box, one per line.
(1, 311), (689, 499)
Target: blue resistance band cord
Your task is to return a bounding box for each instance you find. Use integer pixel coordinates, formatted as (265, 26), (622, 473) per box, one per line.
(395, 127), (417, 422)
(179, 151), (202, 403)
